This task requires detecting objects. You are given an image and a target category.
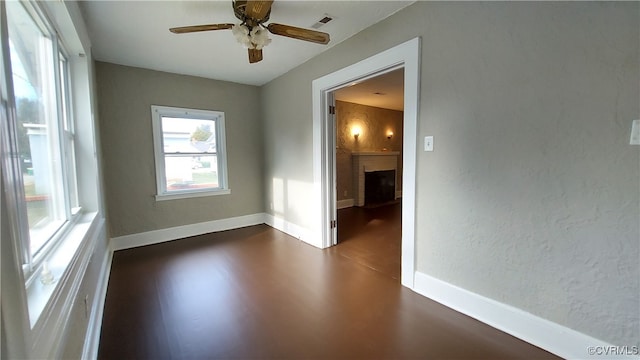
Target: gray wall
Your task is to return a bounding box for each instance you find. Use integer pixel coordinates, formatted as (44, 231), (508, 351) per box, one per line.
(262, 2), (639, 346)
(97, 62), (264, 238)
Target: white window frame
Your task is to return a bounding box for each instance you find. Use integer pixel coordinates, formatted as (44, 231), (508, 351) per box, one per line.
(1, 0), (102, 337)
(5, 0), (82, 282)
(58, 50), (80, 216)
(151, 105), (230, 201)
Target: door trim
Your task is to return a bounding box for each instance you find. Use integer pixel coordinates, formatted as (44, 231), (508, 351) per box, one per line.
(312, 37), (421, 289)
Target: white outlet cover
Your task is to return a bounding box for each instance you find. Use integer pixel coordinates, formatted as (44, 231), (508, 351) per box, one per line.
(631, 120), (640, 145)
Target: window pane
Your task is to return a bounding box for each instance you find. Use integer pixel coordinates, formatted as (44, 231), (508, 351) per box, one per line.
(165, 155), (219, 191)
(8, 2), (65, 255)
(162, 116), (216, 154)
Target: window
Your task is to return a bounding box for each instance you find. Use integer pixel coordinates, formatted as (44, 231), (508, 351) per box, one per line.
(2, 0), (102, 337)
(6, 0), (80, 270)
(151, 105), (229, 200)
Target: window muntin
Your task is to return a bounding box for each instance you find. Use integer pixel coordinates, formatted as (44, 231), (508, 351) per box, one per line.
(152, 106), (229, 199)
(6, 1), (80, 264)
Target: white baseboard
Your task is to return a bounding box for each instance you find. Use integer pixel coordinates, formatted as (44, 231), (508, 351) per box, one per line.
(264, 214), (320, 248)
(110, 213), (266, 251)
(337, 199), (354, 209)
(413, 272), (630, 360)
(81, 247), (113, 360)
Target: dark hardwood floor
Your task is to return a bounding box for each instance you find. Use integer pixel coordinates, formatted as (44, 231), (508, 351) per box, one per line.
(99, 205), (559, 359)
(333, 201), (402, 280)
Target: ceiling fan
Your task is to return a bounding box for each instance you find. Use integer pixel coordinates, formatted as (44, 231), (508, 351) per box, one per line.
(169, 0), (331, 64)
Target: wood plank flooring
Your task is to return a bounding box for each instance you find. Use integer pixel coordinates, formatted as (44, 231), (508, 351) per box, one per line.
(333, 201), (402, 280)
(99, 205), (559, 359)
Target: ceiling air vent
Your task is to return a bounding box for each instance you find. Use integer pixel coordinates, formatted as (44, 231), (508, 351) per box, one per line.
(311, 14), (334, 29)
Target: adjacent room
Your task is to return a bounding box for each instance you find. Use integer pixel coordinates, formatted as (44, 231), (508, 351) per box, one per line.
(332, 68), (405, 280)
(1, 1), (638, 359)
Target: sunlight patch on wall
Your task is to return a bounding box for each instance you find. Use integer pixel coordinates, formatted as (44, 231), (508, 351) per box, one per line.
(272, 178), (285, 215)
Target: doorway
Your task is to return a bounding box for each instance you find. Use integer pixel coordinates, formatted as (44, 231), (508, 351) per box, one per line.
(332, 68), (405, 279)
(311, 37), (420, 288)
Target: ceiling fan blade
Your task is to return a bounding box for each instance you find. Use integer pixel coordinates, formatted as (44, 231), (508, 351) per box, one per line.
(244, 0), (273, 22)
(248, 48), (263, 63)
(267, 23), (330, 45)
(169, 24), (234, 34)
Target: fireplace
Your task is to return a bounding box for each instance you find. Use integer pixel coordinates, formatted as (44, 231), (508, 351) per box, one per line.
(352, 151), (399, 207)
(365, 170), (396, 205)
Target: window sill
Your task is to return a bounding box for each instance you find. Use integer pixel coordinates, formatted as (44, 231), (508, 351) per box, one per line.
(155, 188), (231, 201)
(26, 211), (100, 328)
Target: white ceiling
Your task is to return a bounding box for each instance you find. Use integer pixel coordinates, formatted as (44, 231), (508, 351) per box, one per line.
(79, 0), (413, 88)
(335, 68), (404, 111)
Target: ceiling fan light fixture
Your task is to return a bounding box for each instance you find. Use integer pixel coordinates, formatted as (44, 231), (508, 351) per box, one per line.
(232, 24), (252, 48)
(250, 27), (271, 50)
(232, 23), (271, 50)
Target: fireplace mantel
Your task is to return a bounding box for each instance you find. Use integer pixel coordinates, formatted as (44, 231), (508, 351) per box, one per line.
(352, 151), (400, 156)
(352, 152), (399, 206)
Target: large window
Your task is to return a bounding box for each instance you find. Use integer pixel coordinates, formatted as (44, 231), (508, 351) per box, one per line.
(6, 0), (79, 269)
(151, 105), (229, 200)
(2, 0), (102, 345)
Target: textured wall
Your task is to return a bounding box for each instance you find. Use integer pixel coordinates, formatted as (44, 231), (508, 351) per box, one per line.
(261, 1), (639, 347)
(413, 2), (639, 346)
(97, 62), (264, 237)
(335, 101), (403, 201)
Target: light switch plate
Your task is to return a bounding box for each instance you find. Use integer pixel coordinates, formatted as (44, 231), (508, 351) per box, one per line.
(631, 120), (640, 145)
(424, 136), (434, 151)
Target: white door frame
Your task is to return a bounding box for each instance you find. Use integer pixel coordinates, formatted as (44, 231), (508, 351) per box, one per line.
(312, 37), (421, 289)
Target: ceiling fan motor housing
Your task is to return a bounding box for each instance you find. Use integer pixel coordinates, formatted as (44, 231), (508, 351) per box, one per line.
(233, 0), (271, 26)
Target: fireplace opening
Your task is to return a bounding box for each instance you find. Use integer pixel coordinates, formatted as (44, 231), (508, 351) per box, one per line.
(364, 170), (395, 206)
